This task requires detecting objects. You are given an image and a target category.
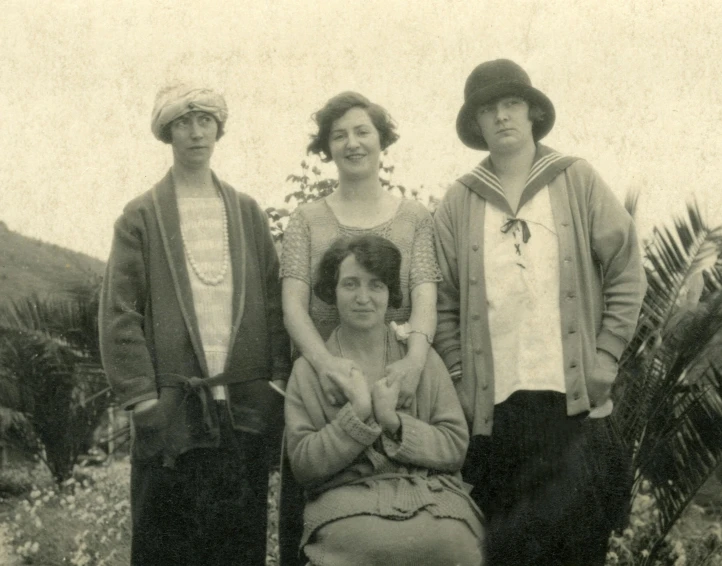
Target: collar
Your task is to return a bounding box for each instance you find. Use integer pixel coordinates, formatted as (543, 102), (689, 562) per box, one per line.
(457, 144), (580, 216)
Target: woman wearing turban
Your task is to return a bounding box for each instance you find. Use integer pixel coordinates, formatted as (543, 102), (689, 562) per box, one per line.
(99, 85), (290, 565)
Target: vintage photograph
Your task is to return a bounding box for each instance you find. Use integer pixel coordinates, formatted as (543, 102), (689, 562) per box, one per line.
(1, 1), (721, 564)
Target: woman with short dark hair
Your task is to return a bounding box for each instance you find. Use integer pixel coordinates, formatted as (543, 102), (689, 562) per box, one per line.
(306, 91), (400, 161)
(285, 234), (484, 566)
(281, 91), (440, 409)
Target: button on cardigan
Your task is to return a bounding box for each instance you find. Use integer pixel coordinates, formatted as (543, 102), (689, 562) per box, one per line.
(99, 170), (291, 463)
(434, 146), (647, 437)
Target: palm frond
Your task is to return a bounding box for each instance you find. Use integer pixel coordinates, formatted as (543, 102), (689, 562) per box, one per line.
(612, 197), (722, 563)
(0, 287), (100, 362)
(703, 260), (722, 296)
(616, 290), (722, 563)
(617, 201), (722, 442)
(638, 363), (722, 562)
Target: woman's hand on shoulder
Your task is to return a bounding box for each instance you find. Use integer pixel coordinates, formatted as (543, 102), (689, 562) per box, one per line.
(327, 366), (372, 420)
(315, 355), (357, 406)
(372, 377), (401, 434)
(385, 355), (424, 409)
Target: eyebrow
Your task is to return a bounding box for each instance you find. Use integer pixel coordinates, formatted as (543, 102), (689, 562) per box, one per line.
(331, 124), (371, 133)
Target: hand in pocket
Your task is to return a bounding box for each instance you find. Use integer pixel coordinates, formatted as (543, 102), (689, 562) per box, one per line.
(587, 349), (618, 415)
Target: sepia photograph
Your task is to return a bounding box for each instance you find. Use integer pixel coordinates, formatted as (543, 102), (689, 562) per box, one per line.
(1, 1), (721, 564)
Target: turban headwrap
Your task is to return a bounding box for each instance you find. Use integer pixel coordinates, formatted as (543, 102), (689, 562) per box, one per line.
(151, 84), (228, 142)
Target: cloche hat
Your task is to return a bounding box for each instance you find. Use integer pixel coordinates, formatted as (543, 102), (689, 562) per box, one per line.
(456, 59), (555, 150)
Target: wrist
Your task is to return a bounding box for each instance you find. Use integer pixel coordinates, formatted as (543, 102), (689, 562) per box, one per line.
(351, 398), (372, 421)
(406, 334), (432, 358)
(380, 412), (401, 435)
(596, 349), (618, 371)
(406, 348), (427, 367)
(311, 349), (334, 372)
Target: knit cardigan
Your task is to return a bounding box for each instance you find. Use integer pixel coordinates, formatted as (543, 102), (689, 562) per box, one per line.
(99, 169), (291, 464)
(434, 148), (647, 437)
(284, 326), (483, 548)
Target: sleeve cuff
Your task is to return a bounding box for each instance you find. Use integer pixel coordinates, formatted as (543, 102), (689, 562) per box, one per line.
(448, 362), (463, 383)
(336, 403), (381, 446)
(123, 392), (158, 412)
(596, 330), (627, 362)
(440, 348), (462, 372)
(381, 413), (420, 460)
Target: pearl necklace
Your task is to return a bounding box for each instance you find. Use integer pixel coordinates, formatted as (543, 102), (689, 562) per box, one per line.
(180, 194), (230, 286)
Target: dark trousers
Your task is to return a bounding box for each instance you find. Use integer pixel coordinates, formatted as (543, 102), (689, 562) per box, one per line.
(278, 433), (306, 566)
(130, 411), (269, 566)
(463, 391), (632, 566)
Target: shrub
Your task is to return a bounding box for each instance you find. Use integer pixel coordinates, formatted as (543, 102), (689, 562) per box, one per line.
(607, 480), (722, 565)
(0, 462), (51, 498)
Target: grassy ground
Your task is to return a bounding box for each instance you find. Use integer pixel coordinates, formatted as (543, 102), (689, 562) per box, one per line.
(0, 458), (283, 566)
(0, 458), (720, 565)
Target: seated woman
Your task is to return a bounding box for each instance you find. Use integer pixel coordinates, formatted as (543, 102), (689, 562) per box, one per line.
(284, 235), (484, 566)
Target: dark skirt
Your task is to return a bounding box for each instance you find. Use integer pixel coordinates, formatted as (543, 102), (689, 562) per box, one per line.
(130, 403), (269, 566)
(463, 391), (631, 566)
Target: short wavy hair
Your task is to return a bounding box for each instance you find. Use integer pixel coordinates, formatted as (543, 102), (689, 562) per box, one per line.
(314, 235), (403, 309)
(306, 91), (400, 162)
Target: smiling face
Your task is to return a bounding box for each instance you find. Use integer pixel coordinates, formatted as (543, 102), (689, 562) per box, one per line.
(335, 254), (389, 332)
(475, 96), (535, 154)
(328, 107), (382, 181)
(169, 111), (218, 168)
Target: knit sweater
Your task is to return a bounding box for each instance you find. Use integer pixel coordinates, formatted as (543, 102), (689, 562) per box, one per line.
(99, 170), (291, 463)
(434, 146), (647, 436)
(284, 325), (483, 548)
(280, 198), (441, 340)
(177, 195), (233, 400)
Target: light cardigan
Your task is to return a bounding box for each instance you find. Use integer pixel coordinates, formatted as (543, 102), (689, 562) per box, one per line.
(99, 170), (290, 463)
(434, 145), (647, 437)
(284, 325), (482, 548)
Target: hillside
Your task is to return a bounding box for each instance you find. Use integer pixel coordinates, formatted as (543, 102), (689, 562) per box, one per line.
(0, 221), (104, 304)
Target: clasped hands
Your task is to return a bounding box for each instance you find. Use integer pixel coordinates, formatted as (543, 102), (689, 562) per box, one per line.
(329, 366), (402, 435)
(318, 354), (423, 413)
(587, 349), (618, 418)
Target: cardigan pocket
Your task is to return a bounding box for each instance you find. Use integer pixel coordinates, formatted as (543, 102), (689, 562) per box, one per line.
(227, 376), (284, 437)
(130, 396), (168, 461)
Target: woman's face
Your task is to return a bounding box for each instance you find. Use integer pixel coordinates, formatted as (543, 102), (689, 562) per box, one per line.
(328, 107), (381, 181)
(475, 96), (534, 154)
(336, 254), (389, 332)
(170, 111), (218, 168)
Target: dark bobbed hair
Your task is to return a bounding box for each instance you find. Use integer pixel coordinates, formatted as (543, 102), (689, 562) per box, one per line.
(160, 115), (226, 144)
(306, 91), (400, 162)
(314, 235), (403, 309)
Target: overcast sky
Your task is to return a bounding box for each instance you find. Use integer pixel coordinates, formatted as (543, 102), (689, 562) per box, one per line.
(2, 0), (721, 260)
